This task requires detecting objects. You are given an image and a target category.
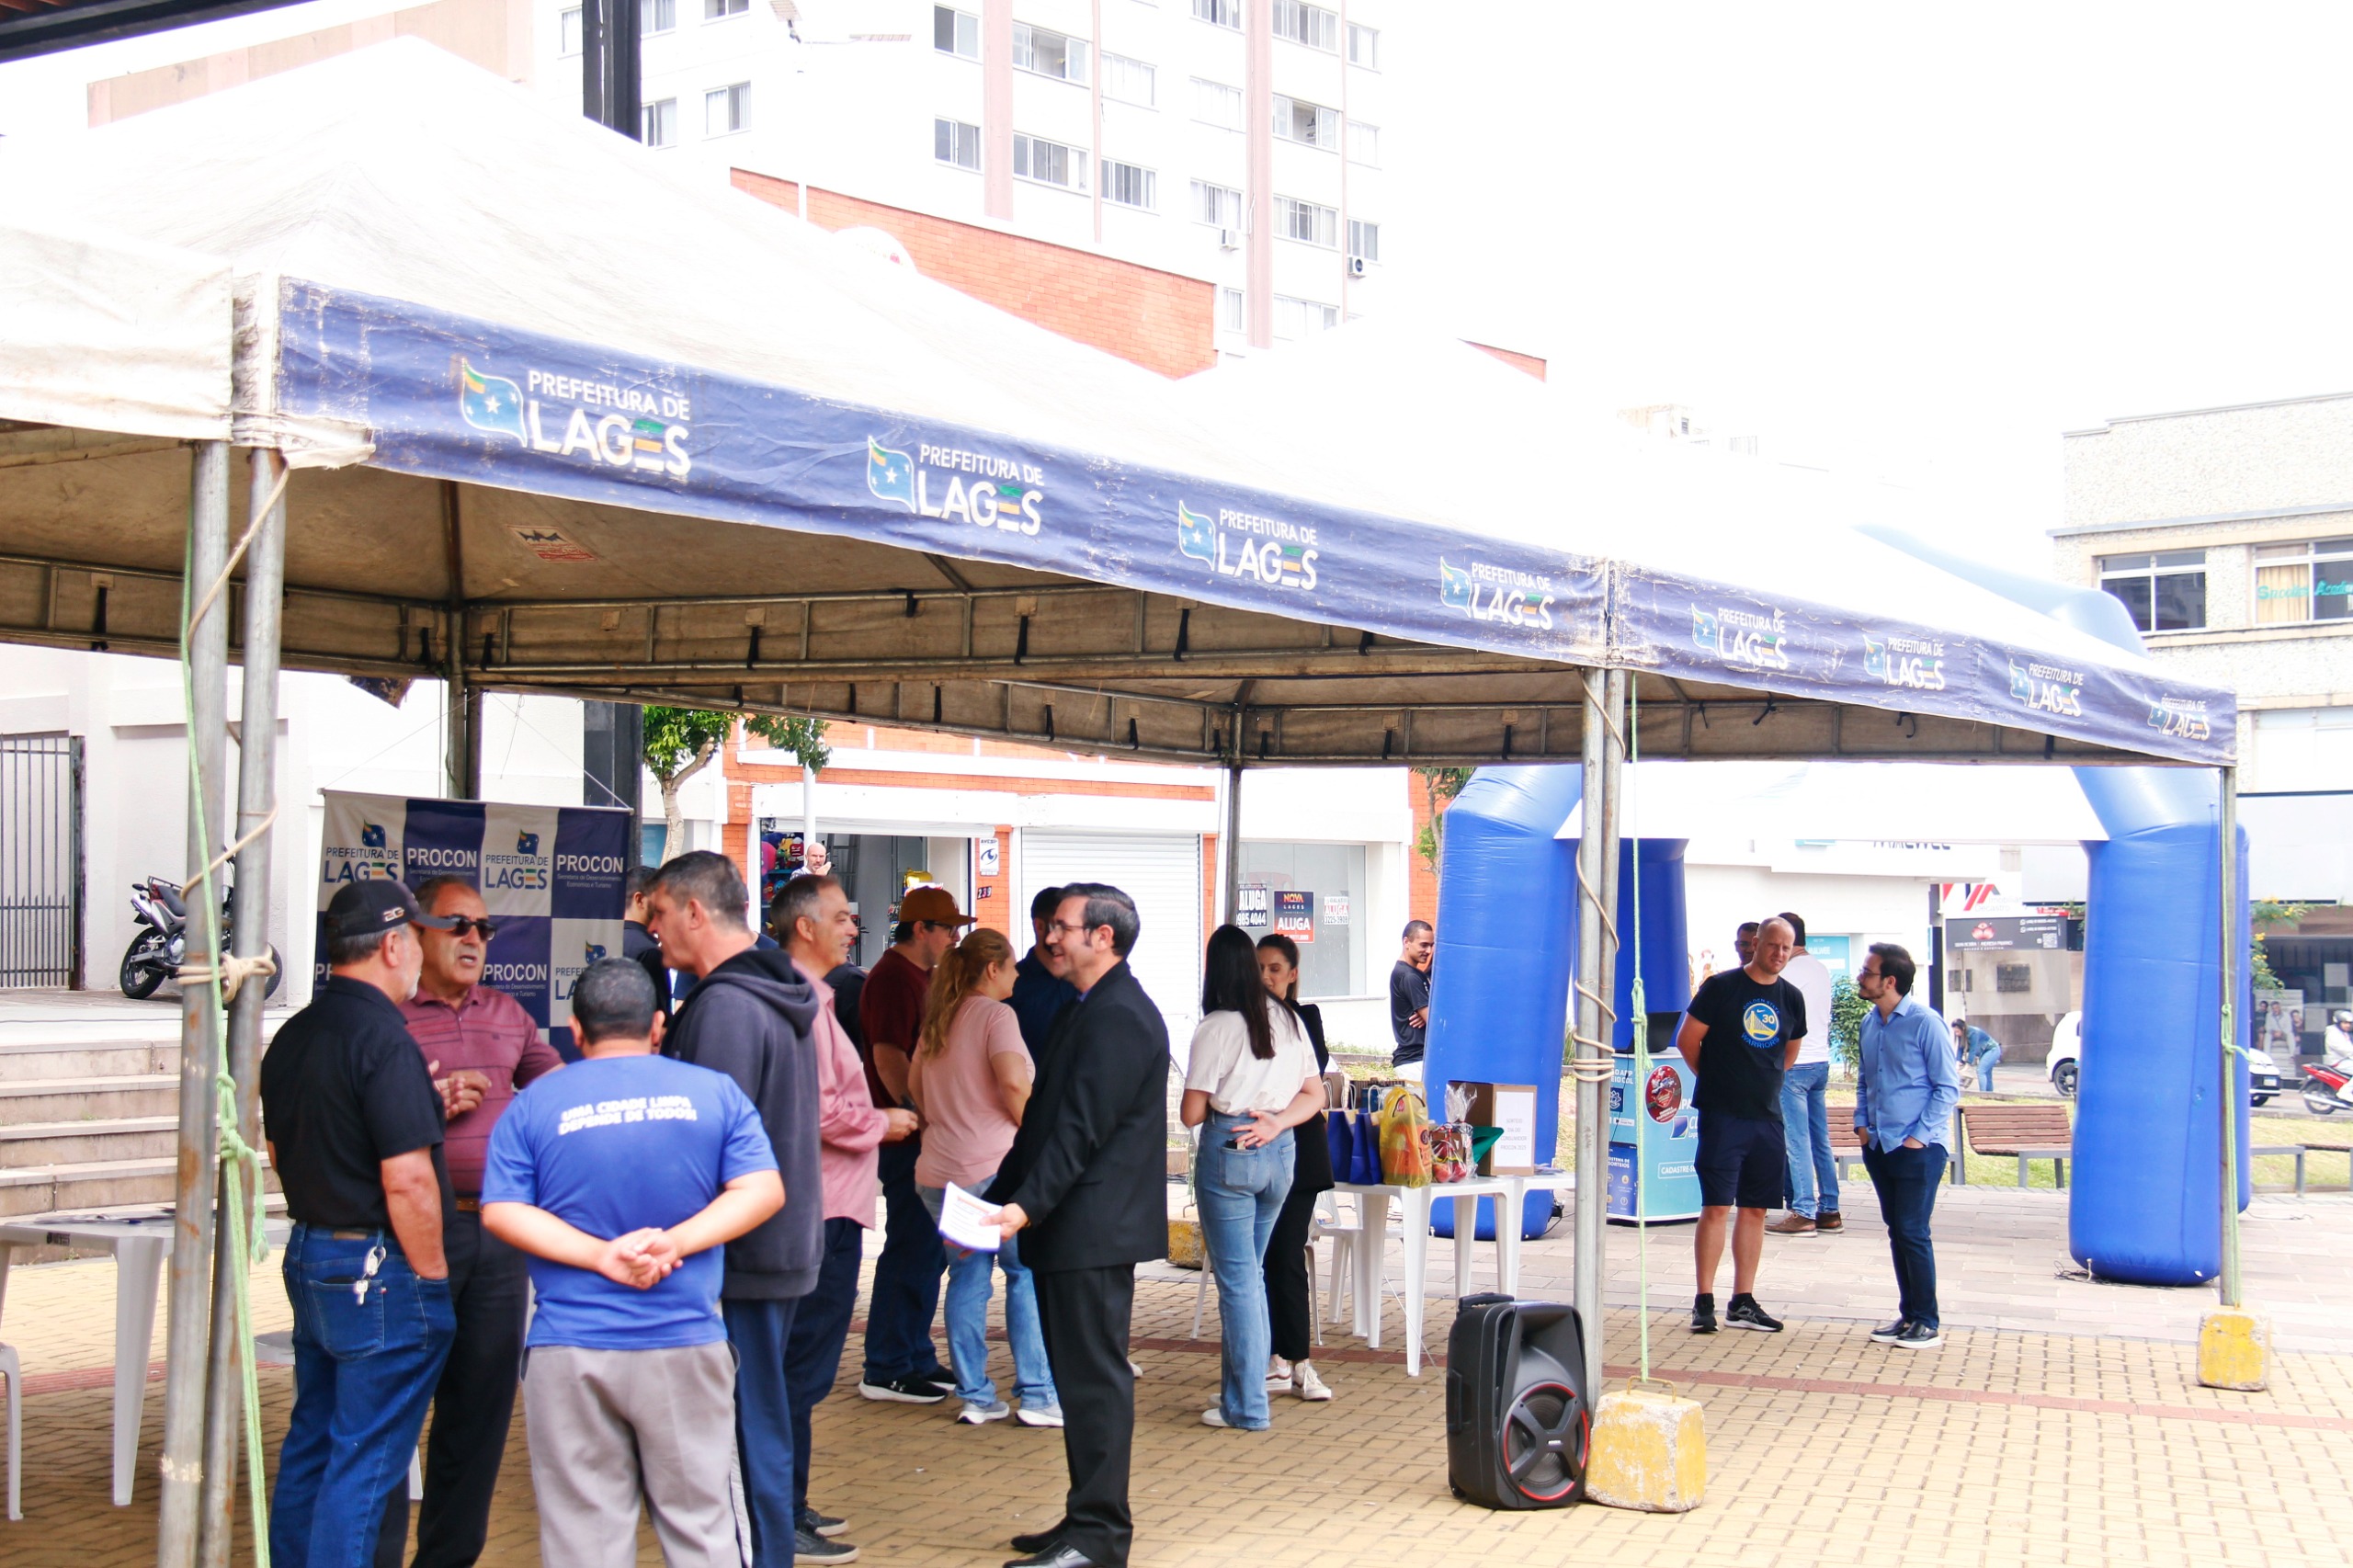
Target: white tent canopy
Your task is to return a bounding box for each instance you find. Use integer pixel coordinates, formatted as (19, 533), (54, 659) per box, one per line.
(0, 40), (2233, 770)
(1556, 759), (2109, 844)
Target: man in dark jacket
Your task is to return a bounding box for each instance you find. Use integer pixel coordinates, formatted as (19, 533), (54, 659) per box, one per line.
(986, 883), (1170, 1568)
(645, 851), (824, 1568)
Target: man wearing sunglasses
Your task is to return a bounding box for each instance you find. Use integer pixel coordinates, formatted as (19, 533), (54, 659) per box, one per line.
(383, 874), (563, 1568)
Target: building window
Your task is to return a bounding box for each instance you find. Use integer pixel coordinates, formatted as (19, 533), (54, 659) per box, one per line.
(2097, 550), (2207, 633)
(1102, 51), (1155, 106)
(1347, 119), (1379, 165)
(706, 0), (745, 17)
(2254, 538), (2353, 626)
(934, 117), (981, 170)
(1271, 0), (1337, 51)
(705, 82), (749, 135)
(561, 6), (582, 54)
(642, 0), (676, 34)
(933, 5), (978, 56)
(1221, 287), (1245, 334)
(1013, 132), (1088, 190)
(1191, 76), (1244, 130)
(1347, 218), (1378, 262)
(1272, 93), (1339, 149)
(1193, 0), (1241, 28)
(1235, 841), (1370, 997)
(1192, 179), (1244, 230)
(642, 97), (677, 146)
(1013, 22), (1089, 83)
(1277, 196), (1337, 247)
(1347, 20), (1377, 66)
(1272, 294), (1337, 339)
(1105, 160), (1156, 210)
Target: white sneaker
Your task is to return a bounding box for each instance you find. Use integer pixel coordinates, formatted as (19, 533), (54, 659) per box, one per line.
(1015, 1403), (1064, 1428)
(1200, 1407), (1233, 1428)
(1128, 1358), (1144, 1378)
(957, 1400), (1010, 1425)
(1293, 1362), (1334, 1402)
(1265, 1358), (1293, 1391)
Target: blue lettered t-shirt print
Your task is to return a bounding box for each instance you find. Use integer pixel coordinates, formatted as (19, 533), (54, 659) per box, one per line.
(481, 1053), (776, 1351)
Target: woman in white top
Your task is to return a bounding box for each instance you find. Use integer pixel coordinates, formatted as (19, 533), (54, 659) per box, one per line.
(1182, 924), (1324, 1430)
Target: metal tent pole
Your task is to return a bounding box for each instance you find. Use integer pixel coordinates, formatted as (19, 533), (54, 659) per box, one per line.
(1572, 666), (1620, 1403)
(195, 450), (285, 1567)
(2219, 765), (2242, 1309)
(1222, 762), (1243, 923)
(157, 440), (233, 1568)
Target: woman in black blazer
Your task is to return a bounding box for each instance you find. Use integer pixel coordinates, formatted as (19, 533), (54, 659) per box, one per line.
(1255, 933), (1336, 1402)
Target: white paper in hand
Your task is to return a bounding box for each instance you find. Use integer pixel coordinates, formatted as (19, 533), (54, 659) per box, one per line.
(938, 1182), (1005, 1253)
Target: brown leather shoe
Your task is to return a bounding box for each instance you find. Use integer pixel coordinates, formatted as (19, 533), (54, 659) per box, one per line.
(1765, 1213), (1816, 1235)
(1816, 1211), (1844, 1233)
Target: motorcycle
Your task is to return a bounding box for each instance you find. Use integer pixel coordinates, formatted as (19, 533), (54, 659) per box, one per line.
(119, 875), (284, 1001)
(2302, 1059), (2353, 1117)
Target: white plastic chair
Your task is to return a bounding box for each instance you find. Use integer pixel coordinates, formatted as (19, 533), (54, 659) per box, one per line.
(1, 1340), (20, 1521)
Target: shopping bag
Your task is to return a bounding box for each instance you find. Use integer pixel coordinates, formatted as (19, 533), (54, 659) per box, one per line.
(1349, 1109), (1383, 1184)
(1378, 1085), (1434, 1187)
(1429, 1122), (1473, 1184)
(1326, 1107), (1356, 1177)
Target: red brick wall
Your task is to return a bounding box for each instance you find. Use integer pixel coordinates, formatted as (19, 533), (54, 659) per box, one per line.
(1407, 781), (1454, 931)
(731, 170), (1218, 379)
(975, 826), (1015, 937)
(1468, 342), (1548, 381)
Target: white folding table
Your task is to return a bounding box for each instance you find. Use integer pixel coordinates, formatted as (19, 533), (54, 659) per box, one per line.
(0, 1208), (289, 1506)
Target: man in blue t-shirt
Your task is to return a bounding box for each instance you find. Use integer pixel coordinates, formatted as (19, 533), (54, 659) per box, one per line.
(482, 959), (781, 1568)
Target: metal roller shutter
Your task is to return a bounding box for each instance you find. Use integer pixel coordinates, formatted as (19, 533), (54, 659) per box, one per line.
(1018, 829), (1203, 1052)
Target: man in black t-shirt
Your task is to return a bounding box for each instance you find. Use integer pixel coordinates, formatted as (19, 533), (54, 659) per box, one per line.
(1389, 920), (1434, 1077)
(259, 879), (460, 1568)
(1676, 915), (1807, 1336)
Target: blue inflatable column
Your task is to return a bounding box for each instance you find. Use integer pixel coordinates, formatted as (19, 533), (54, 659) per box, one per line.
(2069, 768), (2252, 1285)
(1611, 838), (1693, 1049)
(1424, 767), (1583, 1242)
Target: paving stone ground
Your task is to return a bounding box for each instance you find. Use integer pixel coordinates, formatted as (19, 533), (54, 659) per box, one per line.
(6, 1184), (2353, 1567)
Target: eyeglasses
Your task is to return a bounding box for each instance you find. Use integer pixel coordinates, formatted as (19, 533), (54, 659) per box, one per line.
(1047, 920), (1099, 938)
(445, 918), (497, 940)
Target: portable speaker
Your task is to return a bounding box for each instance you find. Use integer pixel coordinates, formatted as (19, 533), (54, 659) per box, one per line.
(1445, 1294), (1590, 1510)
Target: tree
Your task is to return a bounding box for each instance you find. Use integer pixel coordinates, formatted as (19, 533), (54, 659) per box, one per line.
(1413, 767), (1473, 871)
(1829, 973), (1867, 1078)
(642, 707), (831, 860)
(2251, 900), (2310, 993)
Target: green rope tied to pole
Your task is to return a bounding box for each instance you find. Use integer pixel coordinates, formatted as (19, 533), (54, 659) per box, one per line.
(179, 516), (273, 1568)
(1626, 680), (1652, 1383)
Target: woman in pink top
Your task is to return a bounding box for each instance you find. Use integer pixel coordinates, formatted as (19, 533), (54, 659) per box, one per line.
(906, 928), (1059, 1426)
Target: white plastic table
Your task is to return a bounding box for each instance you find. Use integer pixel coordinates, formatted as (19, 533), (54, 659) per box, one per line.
(0, 1208), (290, 1507)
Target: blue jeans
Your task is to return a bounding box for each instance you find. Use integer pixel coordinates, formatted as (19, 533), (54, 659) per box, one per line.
(1971, 1043), (2002, 1094)
(923, 1176), (1057, 1411)
(724, 1295), (803, 1568)
(1194, 1114), (1293, 1430)
(1780, 1062), (1839, 1218)
(271, 1225), (455, 1568)
(1863, 1142), (1948, 1330)
(863, 1138), (949, 1382)
(783, 1218), (864, 1524)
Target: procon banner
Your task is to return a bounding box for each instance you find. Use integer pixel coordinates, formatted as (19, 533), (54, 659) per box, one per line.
(317, 791), (631, 1055)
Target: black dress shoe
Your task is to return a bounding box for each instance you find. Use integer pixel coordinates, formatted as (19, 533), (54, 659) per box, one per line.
(1009, 1523), (1068, 1554)
(1003, 1544), (1097, 1568)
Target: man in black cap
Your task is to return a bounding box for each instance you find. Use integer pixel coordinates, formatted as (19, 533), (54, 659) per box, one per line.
(261, 880), (462, 1568)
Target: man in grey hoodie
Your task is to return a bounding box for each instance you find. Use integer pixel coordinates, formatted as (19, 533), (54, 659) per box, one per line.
(646, 852), (825, 1567)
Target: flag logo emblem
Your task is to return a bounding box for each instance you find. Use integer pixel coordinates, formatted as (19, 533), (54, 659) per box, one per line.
(585, 942), (608, 964)
(361, 823), (388, 850)
(868, 437), (917, 511)
(1438, 559), (1474, 610)
(1691, 608), (1720, 648)
(516, 831), (540, 856)
(458, 359), (528, 446)
(1176, 501), (1217, 564)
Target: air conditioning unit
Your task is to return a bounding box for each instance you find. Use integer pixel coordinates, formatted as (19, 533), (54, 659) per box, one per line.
(1218, 228), (1240, 252)
(1347, 255), (1368, 277)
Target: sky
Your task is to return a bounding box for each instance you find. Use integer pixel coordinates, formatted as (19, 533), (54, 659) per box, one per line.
(1384, 2), (2353, 562)
(8, 1), (2353, 569)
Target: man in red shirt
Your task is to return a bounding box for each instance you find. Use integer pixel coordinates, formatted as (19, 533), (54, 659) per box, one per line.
(381, 874), (563, 1568)
(857, 884), (972, 1402)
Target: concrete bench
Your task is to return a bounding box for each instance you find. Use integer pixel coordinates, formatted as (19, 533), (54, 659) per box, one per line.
(1958, 1104), (2075, 1188)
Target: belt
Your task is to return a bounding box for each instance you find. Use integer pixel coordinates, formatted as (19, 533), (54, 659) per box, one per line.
(329, 1229), (376, 1241)
(454, 1197), (482, 1213)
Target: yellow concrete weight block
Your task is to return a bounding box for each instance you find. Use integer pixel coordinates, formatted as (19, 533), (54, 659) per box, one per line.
(1167, 1216), (1204, 1270)
(2196, 1305), (2271, 1392)
(1584, 1384), (1706, 1513)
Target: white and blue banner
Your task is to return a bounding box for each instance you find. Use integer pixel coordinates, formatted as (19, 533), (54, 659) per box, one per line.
(318, 791), (631, 1056)
(274, 279), (2235, 766)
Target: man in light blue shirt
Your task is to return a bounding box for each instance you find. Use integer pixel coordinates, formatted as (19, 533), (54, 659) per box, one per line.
(1854, 942), (1961, 1350)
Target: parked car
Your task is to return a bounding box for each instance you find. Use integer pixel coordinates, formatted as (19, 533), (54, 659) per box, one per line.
(2046, 1009), (2282, 1105)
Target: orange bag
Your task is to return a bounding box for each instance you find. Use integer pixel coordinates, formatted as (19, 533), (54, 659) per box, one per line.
(1377, 1085), (1434, 1187)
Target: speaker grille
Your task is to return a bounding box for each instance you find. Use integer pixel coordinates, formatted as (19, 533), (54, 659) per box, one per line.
(1503, 1381), (1589, 1504)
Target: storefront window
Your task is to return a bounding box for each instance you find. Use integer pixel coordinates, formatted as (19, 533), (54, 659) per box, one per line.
(1234, 842), (1368, 999)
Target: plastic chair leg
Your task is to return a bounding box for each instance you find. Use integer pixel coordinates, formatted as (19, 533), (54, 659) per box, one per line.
(1191, 1257), (1211, 1339)
(2, 1344), (19, 1522)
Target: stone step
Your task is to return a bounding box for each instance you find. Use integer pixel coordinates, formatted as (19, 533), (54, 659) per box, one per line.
(0, 1153), (279, 1219)
(0, 1038), (179, 1083)
(0, 1116), (180, 1168)
(0, 1074), (181, 1121)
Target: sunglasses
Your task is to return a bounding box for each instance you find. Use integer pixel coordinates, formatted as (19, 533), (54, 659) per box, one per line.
(443, 917), (497, 940)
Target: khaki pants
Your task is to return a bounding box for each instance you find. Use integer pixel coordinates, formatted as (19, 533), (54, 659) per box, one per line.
(521, 1342), (749, 1568)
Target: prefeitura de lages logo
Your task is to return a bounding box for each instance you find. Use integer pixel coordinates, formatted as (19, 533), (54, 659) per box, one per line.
(1439, 558), (1556, 630)
(1692, 603), (1790, 670)
(867, 436), (1043, 536)
(1861, 631), (1947, 691)
(1176, 500), (1318, 590)
(458, 358), (691, 479)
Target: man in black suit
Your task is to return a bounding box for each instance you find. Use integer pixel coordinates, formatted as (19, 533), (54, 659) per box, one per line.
(986, 882), (1170, 1568)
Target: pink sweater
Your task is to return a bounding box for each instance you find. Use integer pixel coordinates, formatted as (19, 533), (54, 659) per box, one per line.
(794, 957), (890, 1224)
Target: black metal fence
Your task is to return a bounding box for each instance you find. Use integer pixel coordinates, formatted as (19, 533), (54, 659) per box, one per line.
(0, 733), (84, 988)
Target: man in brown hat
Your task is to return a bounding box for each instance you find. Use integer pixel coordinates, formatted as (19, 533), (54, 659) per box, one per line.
(857, 884), (975, 1402)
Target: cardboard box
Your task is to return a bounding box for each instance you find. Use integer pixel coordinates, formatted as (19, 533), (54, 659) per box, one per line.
(1445, 1081), (1540, 1176)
